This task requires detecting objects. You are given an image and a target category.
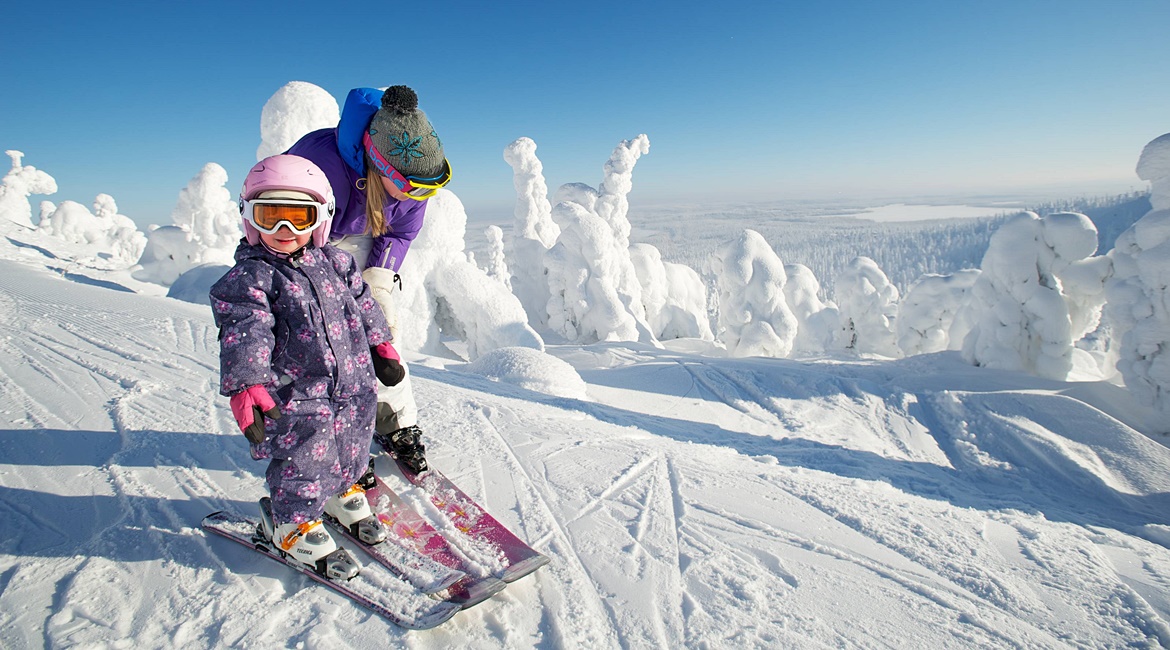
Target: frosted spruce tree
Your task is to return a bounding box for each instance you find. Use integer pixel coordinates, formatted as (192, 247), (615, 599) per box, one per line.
(707, 229), (797, 358)
(1105, 133), (1170, 427)
(835, 257), (900, 357)
(594, 135), (653, 336)
(505, 134), (713, 344)
(630, 243), (713, 341)
(503, 137), (560, 329)
(133, 163), (240, 286)
(543, 136), (658, 344)
(896, 270), (981, 356)
(256, 81), (340, 160)
(397, 190), (543, 359)
(170, 163), (240, 257)
(783, 262), (842, 355)
(0, 150), (57, 229)
(482, 225), (511, 290)
(92, 194), (147, 263)
(961, 210), (1109, 380)
(38, 193), (146, 265)
(545, 199), (643, 342)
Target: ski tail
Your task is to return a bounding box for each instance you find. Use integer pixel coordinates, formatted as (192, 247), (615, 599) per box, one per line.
(364, 473), (508, 608)
(373, 442), (550, 584)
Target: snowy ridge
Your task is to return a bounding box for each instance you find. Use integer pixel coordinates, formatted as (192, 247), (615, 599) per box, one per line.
(3, 230), (1170, 648)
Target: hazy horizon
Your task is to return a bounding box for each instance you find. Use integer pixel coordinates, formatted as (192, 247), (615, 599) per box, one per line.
(2, 1), (1167, 228)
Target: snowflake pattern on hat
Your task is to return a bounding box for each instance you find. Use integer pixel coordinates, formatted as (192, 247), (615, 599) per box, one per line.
(388, 131), (425, 166)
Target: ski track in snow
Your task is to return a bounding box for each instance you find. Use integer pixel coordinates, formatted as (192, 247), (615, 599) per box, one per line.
(5, 240), (1170, 648)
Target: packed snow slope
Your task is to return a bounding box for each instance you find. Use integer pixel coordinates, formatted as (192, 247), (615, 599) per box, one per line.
(3, 229), (1170, 649)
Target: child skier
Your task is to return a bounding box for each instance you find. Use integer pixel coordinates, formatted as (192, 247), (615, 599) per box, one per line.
(210, 154), (406, 579)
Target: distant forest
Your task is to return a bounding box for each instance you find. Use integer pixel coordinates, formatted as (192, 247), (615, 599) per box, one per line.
(638, 192), (1151, 300)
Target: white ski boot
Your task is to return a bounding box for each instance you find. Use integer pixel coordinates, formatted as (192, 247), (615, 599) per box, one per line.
(259, 497), (361, 581)
(324, 483), (387, 545)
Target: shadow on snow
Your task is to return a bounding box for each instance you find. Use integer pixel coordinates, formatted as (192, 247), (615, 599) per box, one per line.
(418, 361), (1170, 541)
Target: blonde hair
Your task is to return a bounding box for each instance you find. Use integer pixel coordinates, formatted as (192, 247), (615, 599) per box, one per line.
(362, 157), (389, 237)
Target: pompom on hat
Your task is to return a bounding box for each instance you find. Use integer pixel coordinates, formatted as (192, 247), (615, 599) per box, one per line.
(366, 86), (445, 179)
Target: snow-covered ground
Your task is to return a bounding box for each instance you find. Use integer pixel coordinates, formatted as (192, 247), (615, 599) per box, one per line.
(3, 219), (1170, 649)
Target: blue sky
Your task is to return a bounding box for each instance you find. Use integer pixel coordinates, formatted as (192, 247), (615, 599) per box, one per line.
(2, 1), (1168, 227)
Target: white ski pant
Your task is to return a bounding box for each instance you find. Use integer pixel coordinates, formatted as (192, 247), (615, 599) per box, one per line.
(332, 234), (418, 433)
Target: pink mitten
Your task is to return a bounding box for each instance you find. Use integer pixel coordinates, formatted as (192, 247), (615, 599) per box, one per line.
(229, 385), (281, 444)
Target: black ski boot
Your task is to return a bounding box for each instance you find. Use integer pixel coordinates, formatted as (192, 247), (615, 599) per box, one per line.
(378, 425), (428, 474)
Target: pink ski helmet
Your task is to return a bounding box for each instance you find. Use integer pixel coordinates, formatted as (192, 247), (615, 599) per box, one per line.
(239, 154), (336, 248)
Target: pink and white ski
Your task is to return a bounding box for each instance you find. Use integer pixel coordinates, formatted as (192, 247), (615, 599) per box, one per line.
(202, 510), (461, 630)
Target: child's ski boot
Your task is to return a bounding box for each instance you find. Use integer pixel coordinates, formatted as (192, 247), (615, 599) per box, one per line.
(258, 497), (361, 581)
(324, 483), (387, 545)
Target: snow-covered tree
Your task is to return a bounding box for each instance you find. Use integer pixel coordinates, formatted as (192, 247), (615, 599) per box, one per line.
(592, 135), (652, 333)
(133, 226), (198, 287)
(543, 136), (657, 345)
(961, 210), (1108, 380)
(554, 182), (599, 212)
(92, 194), (147, 263)
(784, 262), (843, 355)
(503, 137), (559, 328)
(630, 243), (713, 341)
(835, 257), (900, 357)
(170, 163), (242, 258)
(482, 224), (511, 290)
(256, 81), (340, 160)
(545, 200), (643, 343)
(133, 163), (239, 286)
(896, 269), (980, 356)
(1046, 212), (1112, 343)
(1105, 133), (1170, 427)
(397, 190), (543, 359)
(504, 134), (718, 346)
(0, 150), (57, 229)
(38, 194), (146, 265)
(707, 229), (797, 358)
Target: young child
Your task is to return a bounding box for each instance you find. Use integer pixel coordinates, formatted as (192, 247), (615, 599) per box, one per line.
(210, 154), (407, 579)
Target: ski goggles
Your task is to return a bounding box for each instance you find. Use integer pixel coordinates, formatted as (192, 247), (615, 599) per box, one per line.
(363, 131), (452, 201)
(241, 197), (333, 235)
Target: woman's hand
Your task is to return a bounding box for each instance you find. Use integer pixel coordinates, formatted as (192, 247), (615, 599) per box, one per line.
(372, 342), (405, 386)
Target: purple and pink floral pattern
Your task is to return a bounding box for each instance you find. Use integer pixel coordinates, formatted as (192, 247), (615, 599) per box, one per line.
(212, 242), (392, 525)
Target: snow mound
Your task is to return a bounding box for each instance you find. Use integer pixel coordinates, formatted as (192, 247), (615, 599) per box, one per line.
(464, 347), (590, 399)
(167, 263), (229, 305)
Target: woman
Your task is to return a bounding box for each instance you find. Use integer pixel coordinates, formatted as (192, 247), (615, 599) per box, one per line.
(286, 85), (452, 474)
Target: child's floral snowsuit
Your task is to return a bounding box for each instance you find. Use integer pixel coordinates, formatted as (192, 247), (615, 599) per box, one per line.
(211, 242), (392, 526)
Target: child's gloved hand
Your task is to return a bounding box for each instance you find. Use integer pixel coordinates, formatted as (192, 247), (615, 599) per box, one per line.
(372, 342), (405, 387)
(229, 385), (281, 444)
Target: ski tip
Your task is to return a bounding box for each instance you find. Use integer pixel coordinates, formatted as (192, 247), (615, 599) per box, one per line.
(500, 554), (551, 583)
(404, 601), (463, 630)
(444, 576), (508, 609)
(201, 511), (227, 525)
(426, 569), (468, 596)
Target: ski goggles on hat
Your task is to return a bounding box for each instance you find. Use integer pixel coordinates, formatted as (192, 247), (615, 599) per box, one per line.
(363, 131), (452, 201)
(241, 197), (332, 235)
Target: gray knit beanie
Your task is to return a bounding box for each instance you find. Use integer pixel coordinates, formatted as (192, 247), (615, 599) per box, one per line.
(367, 86), (445, 179)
